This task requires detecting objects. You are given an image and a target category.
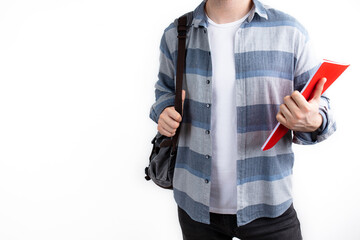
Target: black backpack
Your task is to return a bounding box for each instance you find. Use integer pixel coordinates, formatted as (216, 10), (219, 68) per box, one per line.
(145, 12), (193, 189)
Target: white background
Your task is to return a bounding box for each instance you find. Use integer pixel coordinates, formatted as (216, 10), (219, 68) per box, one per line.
(0, 0), (359, 239)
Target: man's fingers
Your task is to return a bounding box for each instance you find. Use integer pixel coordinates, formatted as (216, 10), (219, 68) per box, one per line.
(283, 95), (300, 115)
(276, 112), (287, 126)
(169, 90), (185, 121)
(166, 107), (182, 122)
(157, 104), (184, 137)
(157, 124), (175, 137)
(160, 114), (179, 132)
(289, 91), (308, 111)
(311, 77), (327, 101)
(169, 109), (182, 122)
(279, 103), (292, 119)
(182, 90), (186, 113)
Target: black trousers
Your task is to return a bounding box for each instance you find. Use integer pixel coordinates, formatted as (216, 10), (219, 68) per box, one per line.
(178, 204), (302, 240)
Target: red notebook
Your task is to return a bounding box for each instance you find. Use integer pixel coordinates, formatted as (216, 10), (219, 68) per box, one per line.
(261, 59), (350, 151)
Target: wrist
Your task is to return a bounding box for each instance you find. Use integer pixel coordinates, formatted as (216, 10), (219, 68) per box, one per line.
(312, 113), (323, 132)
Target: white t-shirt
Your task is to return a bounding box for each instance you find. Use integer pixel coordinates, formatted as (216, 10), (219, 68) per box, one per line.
(207, 12), (250, 214)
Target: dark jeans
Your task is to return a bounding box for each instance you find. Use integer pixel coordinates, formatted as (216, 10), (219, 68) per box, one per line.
(178, 204), (302, 240)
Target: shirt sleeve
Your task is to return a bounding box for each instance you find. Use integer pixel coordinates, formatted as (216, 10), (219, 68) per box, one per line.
(149, 28), (176, 124)
(292, 38), (337, 145)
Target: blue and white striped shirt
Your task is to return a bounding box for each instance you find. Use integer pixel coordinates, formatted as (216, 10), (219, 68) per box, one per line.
(150, 0), (336, 226)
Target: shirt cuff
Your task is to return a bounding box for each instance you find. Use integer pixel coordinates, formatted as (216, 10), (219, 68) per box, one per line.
(292, 109), (328, 144)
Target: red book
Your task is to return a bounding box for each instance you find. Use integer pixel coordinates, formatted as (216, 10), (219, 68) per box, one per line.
(261, 59), (350, 151)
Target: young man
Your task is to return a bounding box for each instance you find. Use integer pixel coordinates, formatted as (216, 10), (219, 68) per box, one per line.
(150, 0), (335, 239)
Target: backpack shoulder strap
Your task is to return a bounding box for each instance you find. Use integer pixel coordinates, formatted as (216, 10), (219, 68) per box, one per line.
(174, 14), (188, 118)
(160, 13), (192, 149)
(170, 14), (190, 150)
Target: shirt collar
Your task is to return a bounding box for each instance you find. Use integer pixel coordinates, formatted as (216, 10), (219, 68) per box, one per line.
(192, 0), (268, 28)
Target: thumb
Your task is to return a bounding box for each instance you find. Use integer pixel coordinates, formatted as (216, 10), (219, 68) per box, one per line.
(182, 90), (186, 112)
(311, 77), (326, 101)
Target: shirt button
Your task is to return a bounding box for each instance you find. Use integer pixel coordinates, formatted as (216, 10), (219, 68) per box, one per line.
(206, 79), (210, 84)
(205, 130), (210, 134)
(205, 155), (210, 159)
(206, 104), (211, 108)
(204, 179), (209, 184)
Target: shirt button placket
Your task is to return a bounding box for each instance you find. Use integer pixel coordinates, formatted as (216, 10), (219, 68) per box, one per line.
(204, 30), (212, 201)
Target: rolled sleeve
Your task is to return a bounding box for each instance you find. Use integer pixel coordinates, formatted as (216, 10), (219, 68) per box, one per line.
(292, 34), (336, 145)
(149, 28), (176, 123)
(293, 94), (336, 145)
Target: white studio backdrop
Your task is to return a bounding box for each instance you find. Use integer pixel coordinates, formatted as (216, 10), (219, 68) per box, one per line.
(0, 0), (359, 239)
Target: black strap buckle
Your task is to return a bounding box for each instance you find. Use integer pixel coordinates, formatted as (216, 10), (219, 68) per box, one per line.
(177, 21), (187, 39)
(177, 30), (187, 39)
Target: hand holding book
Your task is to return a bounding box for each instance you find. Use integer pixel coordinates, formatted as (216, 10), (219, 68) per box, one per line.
(262, 60), (350, 151)
(275, 78), (326, 133)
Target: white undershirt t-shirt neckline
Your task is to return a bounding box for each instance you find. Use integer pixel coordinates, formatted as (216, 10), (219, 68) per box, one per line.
(207, 11), (251, 214)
